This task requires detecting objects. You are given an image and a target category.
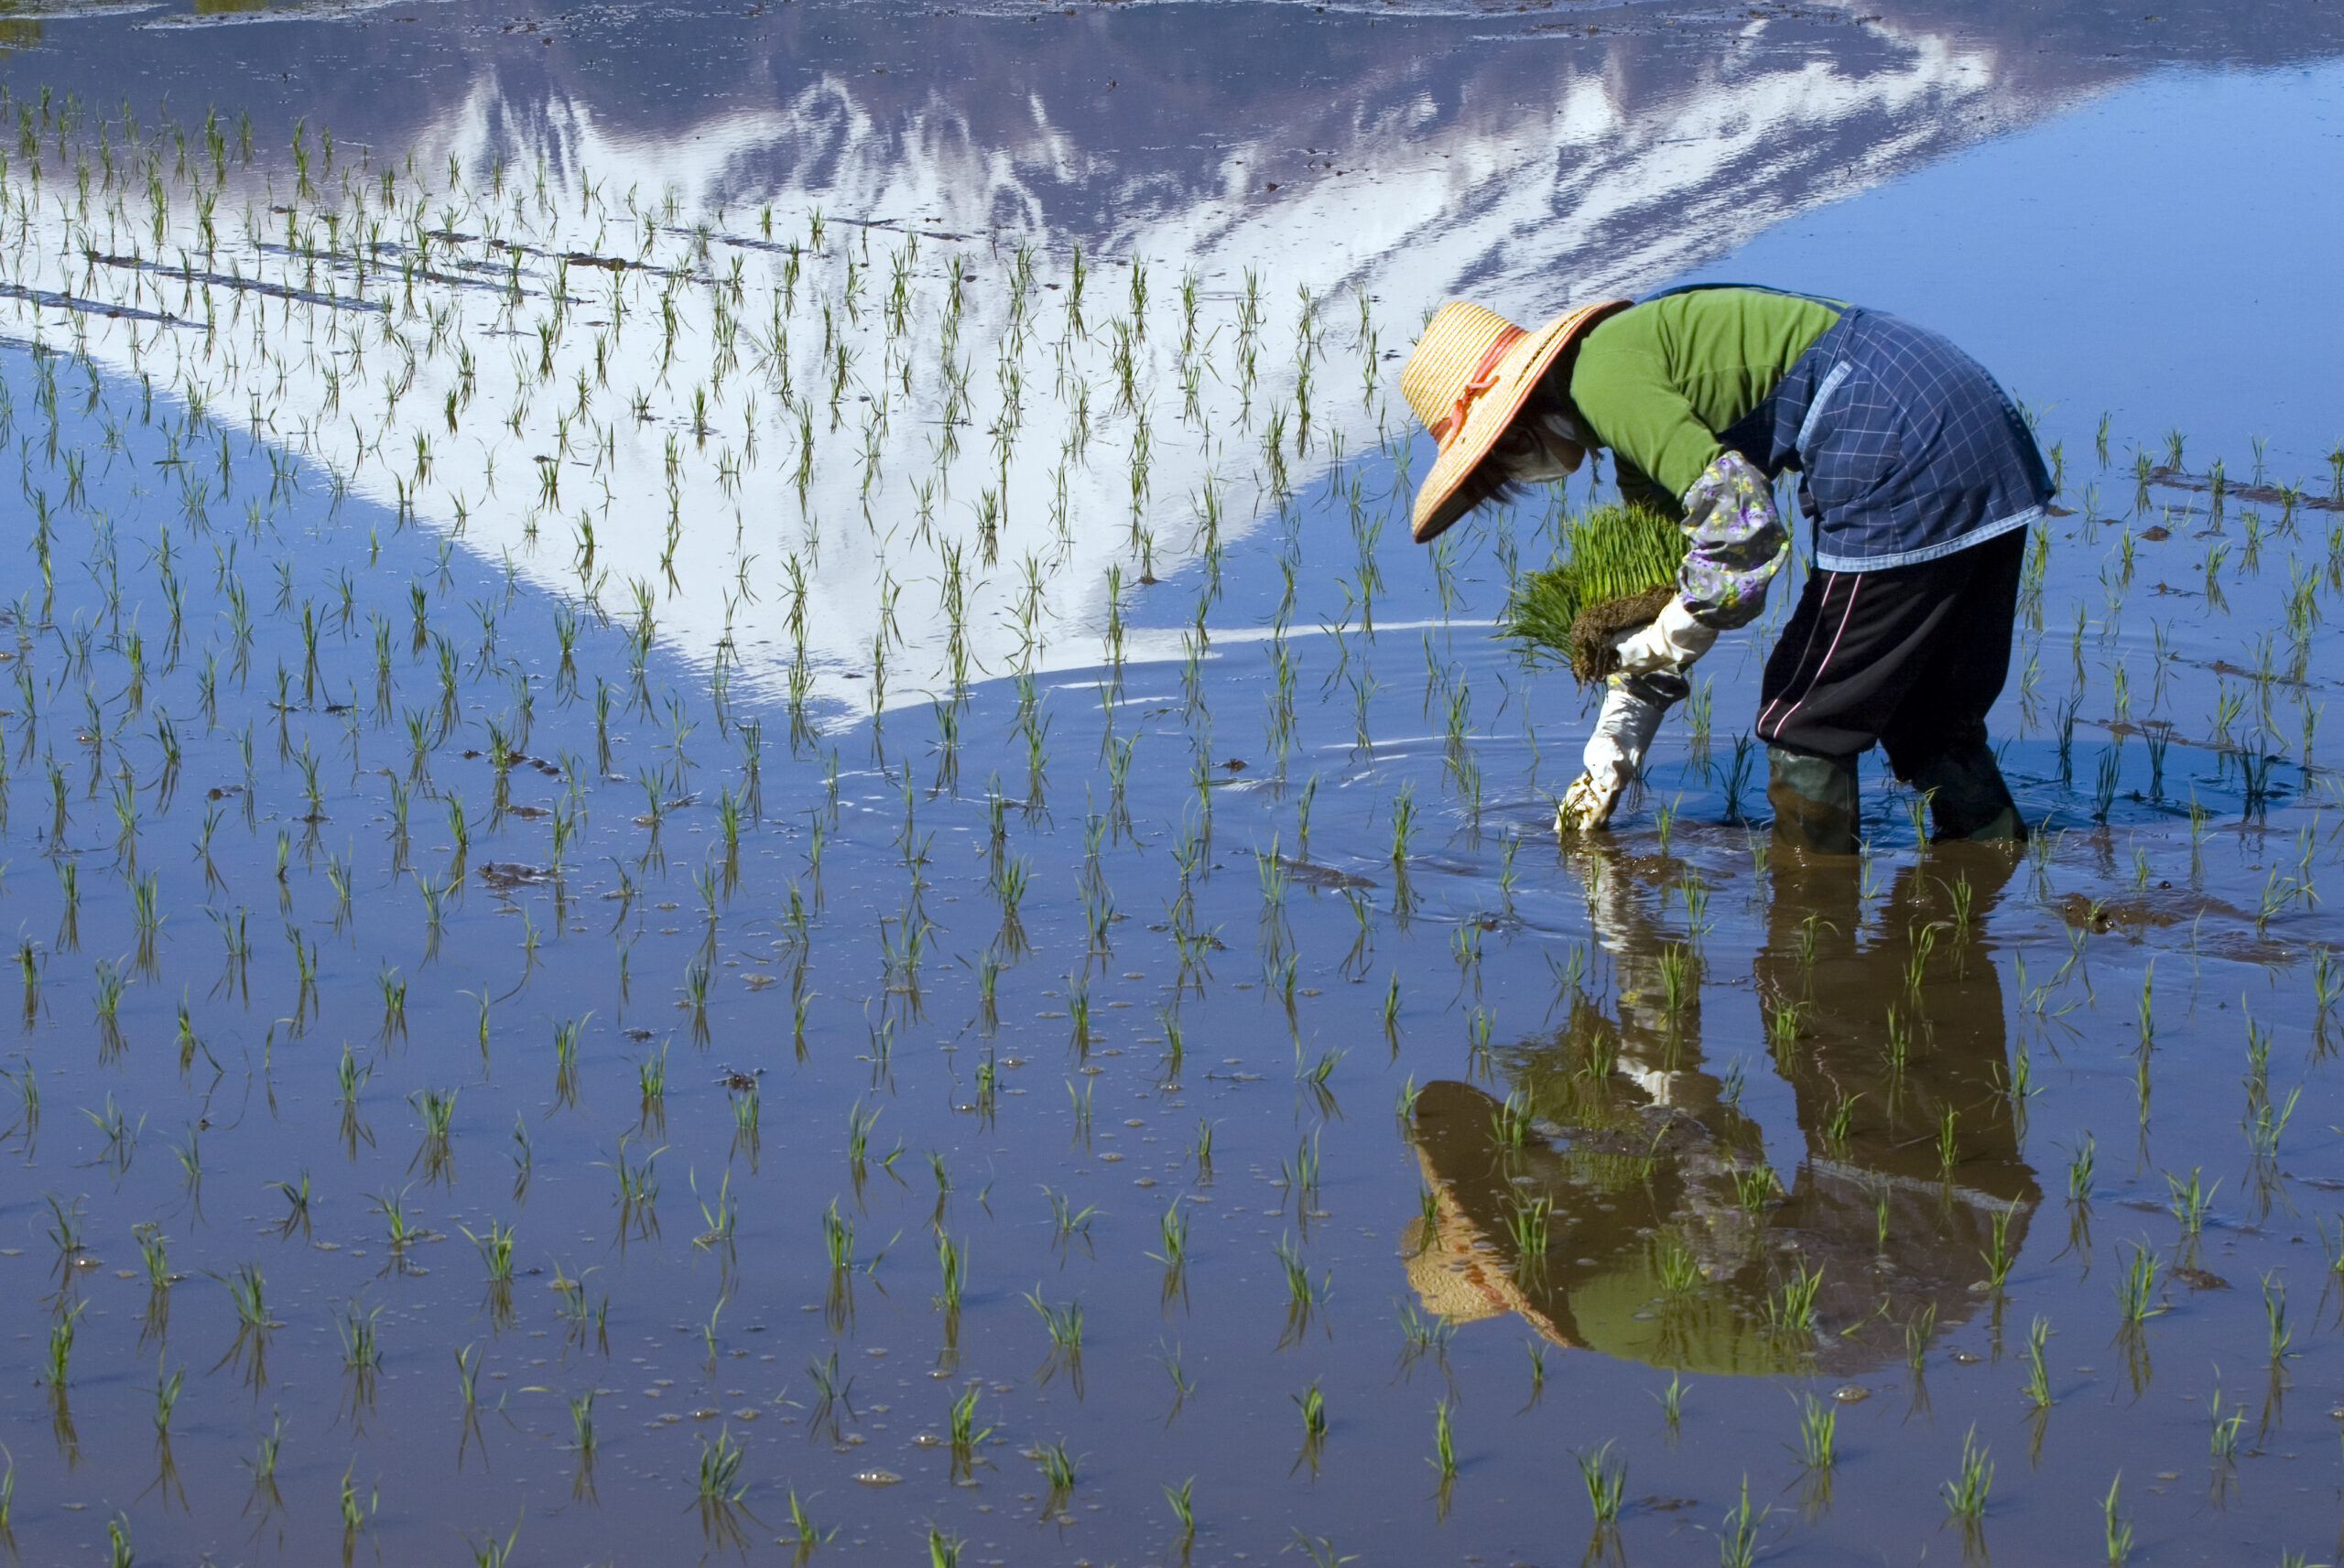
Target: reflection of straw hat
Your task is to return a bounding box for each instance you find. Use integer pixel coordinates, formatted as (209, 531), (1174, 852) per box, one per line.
(1404, 1140), (1575, 1348)
(1400, 298), (1629, 545)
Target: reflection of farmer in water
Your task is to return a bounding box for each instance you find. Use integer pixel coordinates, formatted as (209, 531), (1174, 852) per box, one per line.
(1404, 851), (2039, 1374)
(1399, 287), (2048, 852)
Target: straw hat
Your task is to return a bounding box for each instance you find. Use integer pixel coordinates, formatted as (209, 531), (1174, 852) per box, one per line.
(1400, 298), (1630, 544)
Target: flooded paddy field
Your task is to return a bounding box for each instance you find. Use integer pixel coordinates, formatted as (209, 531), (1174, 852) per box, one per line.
(0, 1), (2343, 1564)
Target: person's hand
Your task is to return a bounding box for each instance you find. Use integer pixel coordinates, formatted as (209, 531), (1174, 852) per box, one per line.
(1556, 767), (1623, 833)
(1610, 597), (1717, 676)
(1555, 678), (1673, 833)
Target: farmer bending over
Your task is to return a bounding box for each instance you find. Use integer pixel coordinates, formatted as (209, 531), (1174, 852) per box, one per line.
(1398, 286), (2046, 852)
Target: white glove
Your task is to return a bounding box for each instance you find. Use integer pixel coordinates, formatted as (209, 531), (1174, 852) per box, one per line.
(1556, 676), (1671, 833)
(1609, 597), (1717, 677)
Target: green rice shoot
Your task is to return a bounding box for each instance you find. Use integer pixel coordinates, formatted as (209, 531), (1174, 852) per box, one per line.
(1500, 503), (1686, 683)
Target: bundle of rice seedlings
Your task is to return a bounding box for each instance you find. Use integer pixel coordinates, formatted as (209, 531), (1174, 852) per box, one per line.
(1500, 503), (1686, 684)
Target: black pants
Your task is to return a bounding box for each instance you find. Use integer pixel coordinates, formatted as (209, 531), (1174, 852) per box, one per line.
(1755, 527), (2024, 773)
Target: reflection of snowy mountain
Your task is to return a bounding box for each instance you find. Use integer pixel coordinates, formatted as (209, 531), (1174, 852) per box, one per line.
(390, 7), (2063, 324)
(2, 0), (2338, 708)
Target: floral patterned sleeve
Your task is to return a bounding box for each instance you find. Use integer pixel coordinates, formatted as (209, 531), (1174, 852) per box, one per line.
(1676, 450), (1789, 630)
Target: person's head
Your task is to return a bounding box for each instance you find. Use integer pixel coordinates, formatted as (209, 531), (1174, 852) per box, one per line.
(1436, 373), (1588, 525)
(1480, 376), (1591, 483)
(1400, 297), (1628, 545)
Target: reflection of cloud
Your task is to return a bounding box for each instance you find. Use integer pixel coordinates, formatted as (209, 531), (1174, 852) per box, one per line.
(403, 19), (2028, 322)
(0, 16), (2102, 712)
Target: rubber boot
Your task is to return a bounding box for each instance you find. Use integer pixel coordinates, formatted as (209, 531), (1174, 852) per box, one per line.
(1904, 744), (2025, 843)
(1766, 745), (1860, 856)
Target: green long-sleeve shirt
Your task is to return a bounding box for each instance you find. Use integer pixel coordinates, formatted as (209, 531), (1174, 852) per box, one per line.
(1566, 288), (1842, 517)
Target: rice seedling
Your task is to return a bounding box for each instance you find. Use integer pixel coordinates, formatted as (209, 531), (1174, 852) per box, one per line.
(1818, 1089), (1860, 1155)
(1767, 1259), (1825, 1335)
(1394, 1299), (1458, 1374)
(689, 1168), (738, 1253)
(1388, 784), (1416, 863)
(1553, 1439), (1624, 1527)
(2208, 1385), (2245, 1463)
(1505, 1195), (1551, 1269)
(2263, 1271), (2294, 1365)
(1285, 1530), (1359, 1568)
(1941, 1425), (1992, 1521)
(409, 1084), (459, 1173)
(1732, 1165), (1781, 1215)
(1656, 944), (1692, 1013)
(2165, 1166), (2217, 1234)
(2067, 1132), (2097, 1201)
(1293, 1380), (1328, 1441)
(933, 1230), (968, 1313)
(134, 1222), (170, 1292)
(1026, 1291), (1084, 1356)
(1686, 1472), (1758, 1568)
(2318, 947), (2344, 1015)
(923, 1379), (991, 1468)
(1764, 995), (1806, 1061)
(1150, 1337), (1199, 1413)
(782, 1490), (836, 1557)
(1430, 1399), (1458, 1482)
(819, 1198), (857, 1273)
(845, 1100), (881, 1173)
(1164, 1476), (1197, 1543)
(1490, 1089), (1535, 1149)
(42, 1303), (82, 1390)
(338, 1465), (375, 1541)
(338, 1302), (384, 1377)
(1793, 1391), (1837, 1474)
(2021, 1315), (2055, 1408)
(452, 1343), (483, 1413)
(372, 1188), (421, 1251)
(1980, 1200), (2020, 1290)
(81, 1094), (139, 1168)
(1501, 503), (1685, 681)
(1279, 1130), (1327, 1212)
(2103, 1474), (2133, 1564)
(1273, 1234), (1329, 1314)
(700, 1298), (730, 1368)
(1150, 1200), (1190, 1271)
(2115, 1240), (2163, 1324)
(265, 1171), (310, 1235)
(1036, 1439), (1079, 1497)
(802, 1346), (861, 1431)
(151, 1353), (186, 1438)
(223, 1261), (273, 1331)
(1046, 1187), (1097, 1249)
(1647, 1236), (1701, 1297)
(696, 1426), (748, 1503)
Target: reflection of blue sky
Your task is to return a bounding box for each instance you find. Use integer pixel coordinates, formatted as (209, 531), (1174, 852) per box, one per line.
(1675, 60), (2344, 478)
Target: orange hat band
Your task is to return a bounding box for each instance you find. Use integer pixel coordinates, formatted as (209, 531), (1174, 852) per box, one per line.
(1428, 324), (1525, 449)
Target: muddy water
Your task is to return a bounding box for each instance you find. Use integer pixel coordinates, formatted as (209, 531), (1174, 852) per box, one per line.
(2, 3), (2344, 1567)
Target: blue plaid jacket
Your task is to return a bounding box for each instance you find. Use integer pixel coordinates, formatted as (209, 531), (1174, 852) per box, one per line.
(1716, 308), (2052, 572)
